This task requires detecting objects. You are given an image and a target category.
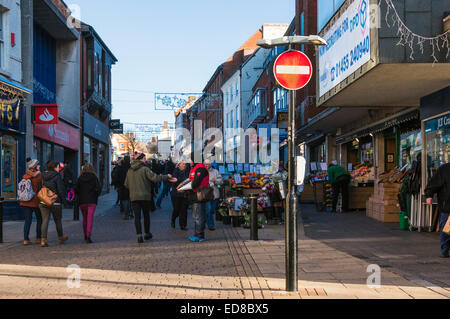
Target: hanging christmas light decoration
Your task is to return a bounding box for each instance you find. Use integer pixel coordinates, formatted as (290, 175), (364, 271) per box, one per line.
(384, 0), (450, 63)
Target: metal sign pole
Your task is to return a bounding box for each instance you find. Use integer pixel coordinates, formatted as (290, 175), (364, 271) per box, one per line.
(286, 89), (298, 292)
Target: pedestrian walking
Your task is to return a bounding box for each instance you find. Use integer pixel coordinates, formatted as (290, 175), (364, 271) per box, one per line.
(61, 161), (75, 206)
(111, 160), (121, 207)
(425, 162), (450, 258)
(204, 159), (223, 231)
(183, 157), (209, 243)
(170, 160), (190, 230)
(39, 161), (69, 247)
(328, 161), (351, 213)
(74, 163), (102, 244)
(124, 153), (175, 243)
(156, 159), (174, 208)
(19, 158), (43, 245)
(118, 156), (133, 220)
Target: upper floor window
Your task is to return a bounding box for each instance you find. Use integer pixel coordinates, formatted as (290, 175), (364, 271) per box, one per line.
(318, 0), (346, 32)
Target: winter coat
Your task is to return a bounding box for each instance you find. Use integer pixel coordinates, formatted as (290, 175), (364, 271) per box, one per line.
(328, 165), (350, 185)
(189, 163), (209, 191)
(124, 160), (168, 202)
(20, 170), (42, 208)
(425, 163), (450, 213)
(62, 166), (75, 187)
(185, 163), (209, 204)
(164, 161), (175, 175)
(74, 172), (102, 205)
(117, 162), (131, 201)
(208, 168), (223, 200)
(41, 171), (67, 205)
(171, 167), (190, 198)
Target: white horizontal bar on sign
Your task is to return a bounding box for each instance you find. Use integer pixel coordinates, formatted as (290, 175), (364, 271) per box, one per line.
(276, 65), (310, 75)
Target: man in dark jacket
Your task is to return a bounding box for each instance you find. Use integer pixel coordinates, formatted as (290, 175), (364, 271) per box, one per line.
(124, 153), (175, 243)
(425, 162), (450, 258)
(111, 161), (121, 207)
(118, 156), (132, 220)
(170, 161), (190, 230)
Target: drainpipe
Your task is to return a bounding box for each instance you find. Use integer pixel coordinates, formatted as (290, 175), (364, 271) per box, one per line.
(21, 0), (33, 159)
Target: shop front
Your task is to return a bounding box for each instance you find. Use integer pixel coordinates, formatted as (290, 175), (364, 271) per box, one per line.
(335, 109), (421, 218)
(83, 112), (111, 192)
(417, 86), (450, 232)
(33, 118), (80, 174)
(0, 81), (32, 220)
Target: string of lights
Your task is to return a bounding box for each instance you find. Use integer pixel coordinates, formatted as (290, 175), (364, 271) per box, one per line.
(384, 0), (450, 62)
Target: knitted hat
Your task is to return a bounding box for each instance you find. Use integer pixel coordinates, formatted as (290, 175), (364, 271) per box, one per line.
(27, 157), (39, 169)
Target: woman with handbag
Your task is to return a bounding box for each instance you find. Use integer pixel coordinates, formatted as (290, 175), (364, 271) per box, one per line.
(39, 161), (69, 247)
(74, 163), (101, 244)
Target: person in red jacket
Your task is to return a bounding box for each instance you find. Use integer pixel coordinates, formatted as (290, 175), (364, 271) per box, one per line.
(20, 158), (43, 245)
(185, 157), (209, 242)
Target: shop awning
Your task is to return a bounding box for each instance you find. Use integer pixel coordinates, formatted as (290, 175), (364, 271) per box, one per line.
(318, 63), (450, 108)
(0, 77), (32, 95)
(335, 108), (419, 144)
(296, 107), (370, 143)
(34, 0), (79, 40)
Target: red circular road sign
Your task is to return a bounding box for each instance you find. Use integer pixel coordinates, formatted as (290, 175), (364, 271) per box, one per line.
(273, 50), (313, 91)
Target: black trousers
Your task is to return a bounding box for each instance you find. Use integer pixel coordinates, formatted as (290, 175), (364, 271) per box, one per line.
(171, 194), (188, 228)
(132, 201), (151, 235)
(332, 175), (350, 211)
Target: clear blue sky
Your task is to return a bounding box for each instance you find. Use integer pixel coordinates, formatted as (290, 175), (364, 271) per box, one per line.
(66, 0), (294, 125)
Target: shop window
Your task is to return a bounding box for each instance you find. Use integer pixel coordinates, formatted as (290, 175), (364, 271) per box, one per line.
(400, 130), (422, 167)
(42, 142), (53, 168)
(84, 136), (91, 164)
(425, 116), (449, 183)
(1, 135), (17, 198)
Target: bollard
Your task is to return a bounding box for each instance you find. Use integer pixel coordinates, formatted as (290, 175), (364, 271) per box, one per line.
(73, 196), (79, 221)
(249, 194), (258, 241)
(0, 197), (4, 243)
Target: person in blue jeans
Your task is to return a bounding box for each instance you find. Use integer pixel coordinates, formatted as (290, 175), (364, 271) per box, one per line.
(20, 159), (43, 245)
(204, 160), (223, 231)
(425, 162), (450, 258)
(181, 158), (209, 242)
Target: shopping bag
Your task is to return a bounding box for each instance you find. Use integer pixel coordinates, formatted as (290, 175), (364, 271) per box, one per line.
(443, 216), (450, 235)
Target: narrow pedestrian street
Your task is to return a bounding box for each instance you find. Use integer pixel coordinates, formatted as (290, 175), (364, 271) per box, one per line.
(0, 191), (448, 299)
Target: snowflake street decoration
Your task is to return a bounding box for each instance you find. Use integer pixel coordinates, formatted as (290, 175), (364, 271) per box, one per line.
(384, 0), (450, 63)
(155, 93), (203, 110)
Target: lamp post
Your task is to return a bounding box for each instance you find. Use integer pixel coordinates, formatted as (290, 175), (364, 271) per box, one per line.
(257, 35), (326, 292)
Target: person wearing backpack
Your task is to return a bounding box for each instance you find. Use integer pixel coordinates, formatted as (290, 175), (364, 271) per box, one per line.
(39, 161), (69, 247)
(19, 158), (43, 246)
(74, 163), (101, 244)
(425, 162), (450, 258)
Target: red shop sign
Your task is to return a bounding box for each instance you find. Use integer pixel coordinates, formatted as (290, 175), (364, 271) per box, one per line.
(34, 104), (58, 124)
(34, 119), (80, 151)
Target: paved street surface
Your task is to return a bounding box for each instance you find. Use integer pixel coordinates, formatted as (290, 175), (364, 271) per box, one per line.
(0, 192), (448, 299)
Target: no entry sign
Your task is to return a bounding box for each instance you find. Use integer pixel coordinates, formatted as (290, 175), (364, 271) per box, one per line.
(273, 50), (313, 90)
